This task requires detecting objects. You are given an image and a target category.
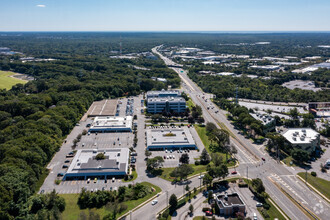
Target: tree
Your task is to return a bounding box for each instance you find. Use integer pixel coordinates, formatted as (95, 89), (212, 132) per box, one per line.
(146, 156), (164, 170)
(203, 173), (213, 187)
(252, 178), (265, 194)
(189, 204), (194, 214)
(200, 149), (211, 165)
(291, 148), (309, 163)
(95, 153), (106, 160)
(145, 149), (152, 159)
(179, 153), (190, 164)
(211, 153), (223, 166)
(169, 194), (178, 210)
(170, 164), (194, 181)
(289, 108), (299, 119)
(206, 122), (217, 134)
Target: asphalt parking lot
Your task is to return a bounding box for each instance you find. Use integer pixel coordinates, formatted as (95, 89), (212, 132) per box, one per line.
(152, 150), (201, 168)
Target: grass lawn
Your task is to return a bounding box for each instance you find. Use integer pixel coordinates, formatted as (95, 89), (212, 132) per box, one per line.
(122, 170), (138, 182)
(194, 125), (235, 167)
(160, 164), (208, 182)
(187, 98), (195, 110)
(60, 182), (161, 220)
(0, 70), (27, 90)
(297, 172), (330, 200)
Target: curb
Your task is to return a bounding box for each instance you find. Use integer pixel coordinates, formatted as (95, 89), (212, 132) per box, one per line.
(296, 174), (330, 203)
(268, 198), (290, 220)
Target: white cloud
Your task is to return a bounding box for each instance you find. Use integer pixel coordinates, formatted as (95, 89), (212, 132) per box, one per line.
(36, 5), (46, 8)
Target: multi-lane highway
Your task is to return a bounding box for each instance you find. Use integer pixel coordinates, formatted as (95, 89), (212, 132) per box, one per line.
(147, 46), (329, 220)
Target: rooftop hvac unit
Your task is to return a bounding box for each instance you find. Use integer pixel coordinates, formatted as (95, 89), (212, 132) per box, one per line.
(98, 166), (102, 169)
(293, 133), (297, 137)
(302, 129), (306, 133)
(300, 137), (305, 141)
(293, 137), (297, 141)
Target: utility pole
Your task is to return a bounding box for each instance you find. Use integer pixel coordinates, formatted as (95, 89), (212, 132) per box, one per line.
(246, 166), (248, 180)
(235, 86), (238, 105)
(166, 191), (169, 206)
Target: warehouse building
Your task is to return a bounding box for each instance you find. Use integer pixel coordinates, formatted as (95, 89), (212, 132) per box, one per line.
(64, 148), (129, 180)
(146, 127), (196, 150)
(147, 96), (186, 114)
(282, 128), (320, 153)
(215, 192), (246, 216)
(89, 116), (133, 132)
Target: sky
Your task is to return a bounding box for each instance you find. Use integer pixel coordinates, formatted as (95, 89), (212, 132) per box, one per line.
(0, 0), (330, 32)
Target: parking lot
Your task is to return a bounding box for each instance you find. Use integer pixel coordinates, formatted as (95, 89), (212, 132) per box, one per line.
(151, 149), (201, 168)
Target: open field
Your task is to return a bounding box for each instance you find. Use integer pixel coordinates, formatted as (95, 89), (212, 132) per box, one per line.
(0, 71), (27, 90)
(297, 172), (330, 200)
(60, 182), (161, 220)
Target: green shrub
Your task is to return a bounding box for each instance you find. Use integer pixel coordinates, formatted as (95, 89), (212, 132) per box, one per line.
(195, 160), (200, 165)
(311, 171), (317, 177)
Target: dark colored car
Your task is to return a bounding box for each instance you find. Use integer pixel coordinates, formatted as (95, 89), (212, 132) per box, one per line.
(62, 165), (68, 168)
(262, 157), (266, 161)
(57, 173), (64, 177)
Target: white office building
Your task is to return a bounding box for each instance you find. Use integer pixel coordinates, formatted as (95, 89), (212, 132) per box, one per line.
(282, 128), (320, 153)
(250, 112), (276, 133)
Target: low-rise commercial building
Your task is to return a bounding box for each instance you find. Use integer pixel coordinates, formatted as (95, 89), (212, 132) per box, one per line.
(282, 128), (320, 153)
(215, 192), (246, 216)
(89, 116), (133, 132)
(146, 127), (196, 150)
(147, 97), (186, 114)
(64, 148), (129, 180)
(250, 112), (276, 133)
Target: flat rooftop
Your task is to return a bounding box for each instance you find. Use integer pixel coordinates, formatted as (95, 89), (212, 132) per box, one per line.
(216, 193), (245, 208)
(250, 112), (274, 125)
(87, 99), (118, 116)
(147, 96), (186, 103)
(66, 148), (129, 175)
(146, 90), (180, 98)
(147, 127), (195, 147)
(90, 116), (132, 130)
(282, 128), (319, 144)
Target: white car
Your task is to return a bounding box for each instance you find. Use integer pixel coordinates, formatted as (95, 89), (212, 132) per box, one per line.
(256, 202), (263, 207)
(198, 175), (204, 179)
(165, 150), (168, 153)
(167, 155), (170, 159)
(173, 155), (175, 159)
(151, 200), (158, 205)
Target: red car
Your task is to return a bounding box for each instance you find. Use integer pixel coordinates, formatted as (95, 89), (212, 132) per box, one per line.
(262, 157), (266, 161)
(205, 211), (213, 216)
(231, 171), (237, 175)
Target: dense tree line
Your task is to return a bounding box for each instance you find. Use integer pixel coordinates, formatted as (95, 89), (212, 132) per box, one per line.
(0, 34), (181, 219)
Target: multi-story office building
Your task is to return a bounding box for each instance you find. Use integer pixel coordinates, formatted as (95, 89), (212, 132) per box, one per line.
(147, 96), (186, 113)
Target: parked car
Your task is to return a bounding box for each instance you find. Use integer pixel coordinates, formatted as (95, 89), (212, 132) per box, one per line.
(256, 202), (263, 207)
(164, 156), (166, 159)
(205, 211), (213, 216)
(62, 165), (68, 169)
(151, 200), (158, 205)
(198, 175), (204, 179)
(94, 178), (97, 183)
(57, 173), (64, 177)
(64, 160), (70, 163)
(231, 171), (237, 175)
(262, 157), (266, 161)
(112, 177), (115, 182)
(87, 178), (90, 184)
